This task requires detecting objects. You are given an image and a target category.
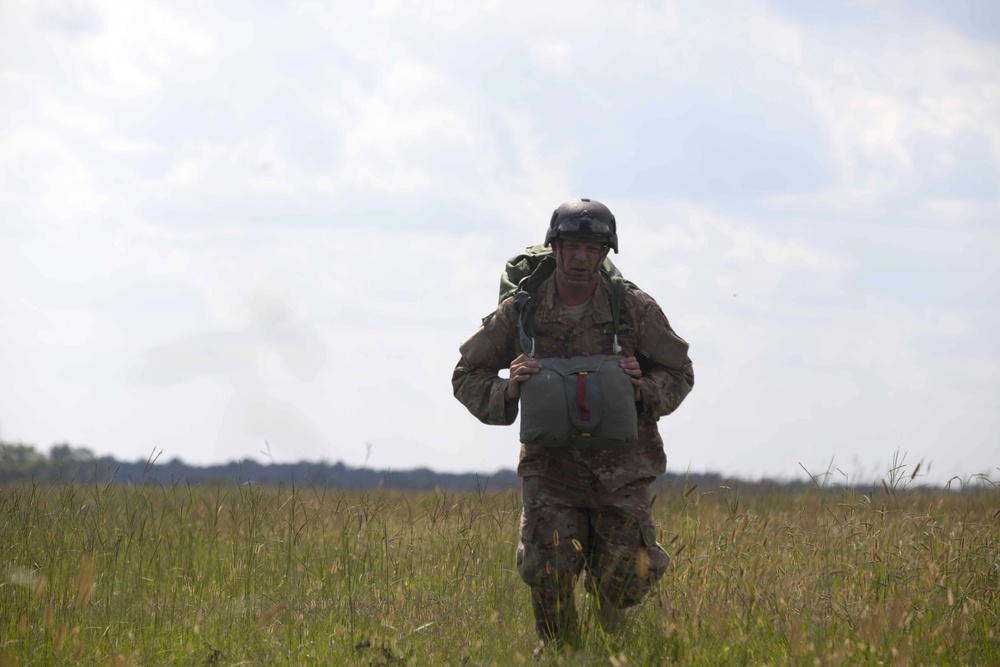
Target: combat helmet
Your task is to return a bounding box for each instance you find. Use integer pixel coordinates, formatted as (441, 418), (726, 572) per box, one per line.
(544, 198), (619, 253)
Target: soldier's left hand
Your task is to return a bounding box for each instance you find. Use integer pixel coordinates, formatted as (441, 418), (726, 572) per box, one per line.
(619, 356), (642, 402)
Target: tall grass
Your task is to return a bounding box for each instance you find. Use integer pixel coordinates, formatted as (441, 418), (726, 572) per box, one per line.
(1, 472), (997, 665)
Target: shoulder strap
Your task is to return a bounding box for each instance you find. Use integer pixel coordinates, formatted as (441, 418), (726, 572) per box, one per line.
(513, 256), (556, 358)
(607, 273), (628, 354)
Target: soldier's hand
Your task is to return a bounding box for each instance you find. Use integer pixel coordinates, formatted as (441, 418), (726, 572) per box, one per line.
(619, 356), (643, 402)
(506, 354), (541, 400)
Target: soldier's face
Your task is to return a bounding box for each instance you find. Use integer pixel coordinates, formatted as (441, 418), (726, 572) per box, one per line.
(555, 239), (609, 284)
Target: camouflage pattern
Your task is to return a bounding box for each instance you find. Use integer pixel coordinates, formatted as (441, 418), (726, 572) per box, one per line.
(452, 271), (693, 643)
(453, 272), (694, 491)
(516, 474), (671, 642)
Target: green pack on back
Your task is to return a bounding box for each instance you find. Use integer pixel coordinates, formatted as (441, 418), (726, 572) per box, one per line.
(498, 244), (638, 358)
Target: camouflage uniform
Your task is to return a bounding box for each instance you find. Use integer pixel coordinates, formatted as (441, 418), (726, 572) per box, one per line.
(452, 272), (694, 643)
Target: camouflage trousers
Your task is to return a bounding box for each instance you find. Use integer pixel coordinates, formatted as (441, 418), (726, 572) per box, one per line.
(515, 474), (671, 643)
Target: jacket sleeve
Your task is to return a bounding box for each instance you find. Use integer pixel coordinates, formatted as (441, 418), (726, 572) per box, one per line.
(631, 292), (694, 419)
(452, 301), (520, 426)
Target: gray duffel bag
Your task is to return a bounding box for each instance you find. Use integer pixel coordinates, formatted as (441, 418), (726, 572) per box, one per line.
(519, 355), (638, 447)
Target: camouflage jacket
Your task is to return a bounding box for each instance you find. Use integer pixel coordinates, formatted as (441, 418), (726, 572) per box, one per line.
(452, 273), (694, 491)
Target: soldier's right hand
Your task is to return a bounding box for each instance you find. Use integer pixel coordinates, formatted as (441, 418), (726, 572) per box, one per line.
(506, 354), (541, 400)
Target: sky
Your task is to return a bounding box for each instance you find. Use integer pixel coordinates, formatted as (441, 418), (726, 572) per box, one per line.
(1, 0), (998, 487)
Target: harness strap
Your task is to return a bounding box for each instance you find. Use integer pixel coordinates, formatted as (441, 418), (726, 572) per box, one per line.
(512, 256), (556, 359)
(609, 277), (625, 354)
(513, 289), (535, 358)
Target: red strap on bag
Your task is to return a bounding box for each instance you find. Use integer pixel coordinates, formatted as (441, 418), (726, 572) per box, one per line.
(576, 372), (590, 422)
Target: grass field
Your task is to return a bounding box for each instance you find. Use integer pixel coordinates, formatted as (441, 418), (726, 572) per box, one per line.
(2, 471), (998, 665)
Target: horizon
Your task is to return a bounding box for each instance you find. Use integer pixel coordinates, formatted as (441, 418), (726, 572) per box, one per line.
(4, 441), (988, 491)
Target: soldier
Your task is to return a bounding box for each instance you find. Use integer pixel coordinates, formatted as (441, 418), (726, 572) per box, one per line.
(452, 198), (694, 655)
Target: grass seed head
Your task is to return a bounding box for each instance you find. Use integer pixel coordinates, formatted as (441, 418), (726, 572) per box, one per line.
(75, 556), (96, 607)
(53, 624), (68, 652)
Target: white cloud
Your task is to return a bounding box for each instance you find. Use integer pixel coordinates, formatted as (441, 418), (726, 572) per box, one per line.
(382, 58), (446, 95)
(1, 0), (998, 485)
(719, 220), (848, 272)
(528, 40), (573, 76)
(799, 18), (1000, 190)
(0, 125), (107, 221)
(746, 13), (804, 66)
(313, 59), (481, 195)
(76, 0), (215, 94)
(471, 111), (578, 238)
(101, 137), (161, 155)
(38, 98), (108, 134)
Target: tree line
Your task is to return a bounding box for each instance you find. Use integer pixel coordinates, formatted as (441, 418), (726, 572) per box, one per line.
(0, 441), (813, 493)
